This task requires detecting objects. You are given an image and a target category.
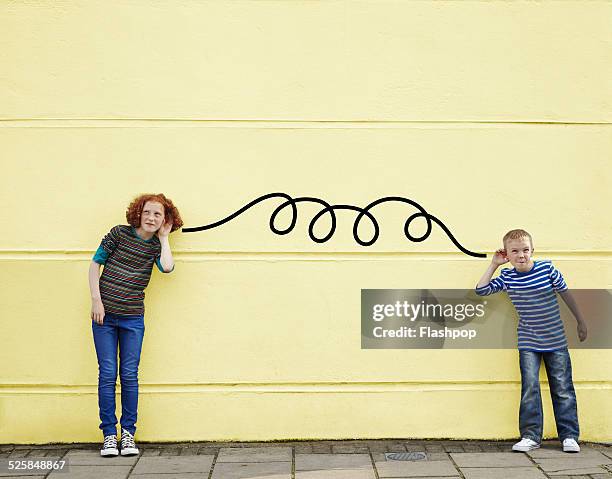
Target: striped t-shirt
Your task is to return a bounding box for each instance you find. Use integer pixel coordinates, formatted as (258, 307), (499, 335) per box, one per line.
(93, 225), (172, 316)
(475, 260), (568, 351)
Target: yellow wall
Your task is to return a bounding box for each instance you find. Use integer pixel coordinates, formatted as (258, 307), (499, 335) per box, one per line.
(1, 1), (610, 443)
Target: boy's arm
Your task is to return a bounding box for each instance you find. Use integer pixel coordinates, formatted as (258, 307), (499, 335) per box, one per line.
(89, 261), (105, 324)
(559, 290), (588, 342)
(475, 249), (508, 294)
(477, 262), (501, 289)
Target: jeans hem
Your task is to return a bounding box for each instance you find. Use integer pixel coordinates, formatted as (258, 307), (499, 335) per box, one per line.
(521, 435), (541, 443)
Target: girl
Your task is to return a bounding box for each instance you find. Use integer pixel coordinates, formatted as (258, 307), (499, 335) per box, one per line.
(88, 193), (183, 456)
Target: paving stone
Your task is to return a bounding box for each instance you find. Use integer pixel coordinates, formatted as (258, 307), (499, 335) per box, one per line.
(386, 444), (407, 453)
(295, 470), (376, 479)
(130, 475), (206, 479)
(462, 445), (483, 452)
(331, 445), (369, 453)
(160, 448), (180, 456)
(217, 447), (292, 463)
(374, 459), (459, 477)
(547, 467), (611, 476)
(534, 455), (612, 472)
(132, 455), (215, 474)
(450, 452), (533, 467)
(295, 454), (372, 471)
(427, 452), (451, 461)
(426, 444), (445, 452)
(48, 465), (131, 478)
(366, 443), (389, 453)
(40, 449), (67, 459)
(405, 444), (427, 452)
(141, 449), (161, 456)
(179, 447), (199, 456)
(6, 452), (28, 459)
(372, 451), (449, 463)
(444, 446), (464, 453)
(311, 444), (332, 454)
(295, 444), (313, 454)
(199, 447), (219, 456)
(0, 473), (46, 479)
(19, 452), (63, 461)
(0, 458), (60, 477)
(211, 461), (291, 479)
(528, 447), (610, 459)
(460, 466), (548, 478)
(61, 450), (137, 466)
(480, 445), (502, 452)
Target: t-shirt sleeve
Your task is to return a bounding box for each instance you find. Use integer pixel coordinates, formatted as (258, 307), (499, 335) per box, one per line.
(92, 226), (121, 265)
(549, 263), (568, 292)
(92, 245), (109, 265)
(475, 270), (507, 296)
(100, 226), (121, 254)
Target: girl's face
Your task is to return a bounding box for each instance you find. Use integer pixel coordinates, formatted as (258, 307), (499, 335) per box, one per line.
(140, 201), (165, 233)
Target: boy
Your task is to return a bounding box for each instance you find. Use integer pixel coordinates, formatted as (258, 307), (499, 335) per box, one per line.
(476, 229), (587, 452)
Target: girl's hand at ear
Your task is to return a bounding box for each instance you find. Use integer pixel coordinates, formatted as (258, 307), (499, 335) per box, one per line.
(157, 219), (172, 238)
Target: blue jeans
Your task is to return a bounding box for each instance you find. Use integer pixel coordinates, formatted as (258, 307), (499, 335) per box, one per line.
(92, 312), (145, 437)
(519, 349), (579, 443)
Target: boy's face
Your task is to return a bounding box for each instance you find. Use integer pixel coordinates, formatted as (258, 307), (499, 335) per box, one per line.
(140, 201), (165, 233)
(504, 237), (534, 272)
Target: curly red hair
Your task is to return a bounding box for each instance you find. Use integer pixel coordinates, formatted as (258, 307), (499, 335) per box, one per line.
(126, 193), (184, 233)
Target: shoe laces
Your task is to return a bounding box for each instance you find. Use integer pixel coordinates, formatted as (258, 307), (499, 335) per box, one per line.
(121, 429), (136, 449)
(103, 435), (117, 449)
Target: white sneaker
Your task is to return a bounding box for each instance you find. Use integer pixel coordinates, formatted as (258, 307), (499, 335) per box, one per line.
(120, 428), (139, 456)
(562, 438), (580, 453)
(512, 438), (540, 452)
(100, 435), (119, 457)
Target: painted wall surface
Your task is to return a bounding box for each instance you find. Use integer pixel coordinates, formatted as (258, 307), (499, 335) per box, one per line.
(1, 1), (611, 443)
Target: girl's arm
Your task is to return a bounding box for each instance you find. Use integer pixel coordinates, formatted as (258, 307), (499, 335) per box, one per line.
(159, 236), (174, 272)
(89, 261), (105, 324)
(157, 221), (175, 272)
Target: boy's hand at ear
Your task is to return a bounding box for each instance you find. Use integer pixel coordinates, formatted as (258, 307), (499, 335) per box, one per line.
(492, 249), (509, 266)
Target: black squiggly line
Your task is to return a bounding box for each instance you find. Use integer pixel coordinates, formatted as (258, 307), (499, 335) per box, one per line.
(182, 193), (486, 258)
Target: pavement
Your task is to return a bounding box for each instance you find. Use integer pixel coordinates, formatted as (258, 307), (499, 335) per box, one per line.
(1, 439), (612, 478)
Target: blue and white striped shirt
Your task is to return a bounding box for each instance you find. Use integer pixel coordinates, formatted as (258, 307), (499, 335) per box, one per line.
(475, 260), (568, 351)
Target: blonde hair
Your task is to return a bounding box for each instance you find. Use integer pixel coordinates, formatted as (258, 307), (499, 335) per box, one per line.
(503, 229), (533, 249)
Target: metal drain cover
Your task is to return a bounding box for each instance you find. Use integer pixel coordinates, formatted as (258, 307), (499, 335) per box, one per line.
(385, 452), (427, 461)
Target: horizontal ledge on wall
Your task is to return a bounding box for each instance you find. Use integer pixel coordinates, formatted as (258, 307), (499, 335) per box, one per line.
(1, 119), (611, 129)
(1, 251), (611, 262)
(2, 381), (611, 395)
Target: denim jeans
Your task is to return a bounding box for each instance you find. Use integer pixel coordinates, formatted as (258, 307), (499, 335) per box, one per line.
(92, 312), (145, 437)
(519, 349), (579, 443)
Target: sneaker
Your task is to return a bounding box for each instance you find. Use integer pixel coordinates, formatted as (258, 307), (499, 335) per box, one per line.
(100, 435), (118, 457)
(512, 438), (540, 452)
(562, 438), (580, 453)
(120, 428), (139, 456)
